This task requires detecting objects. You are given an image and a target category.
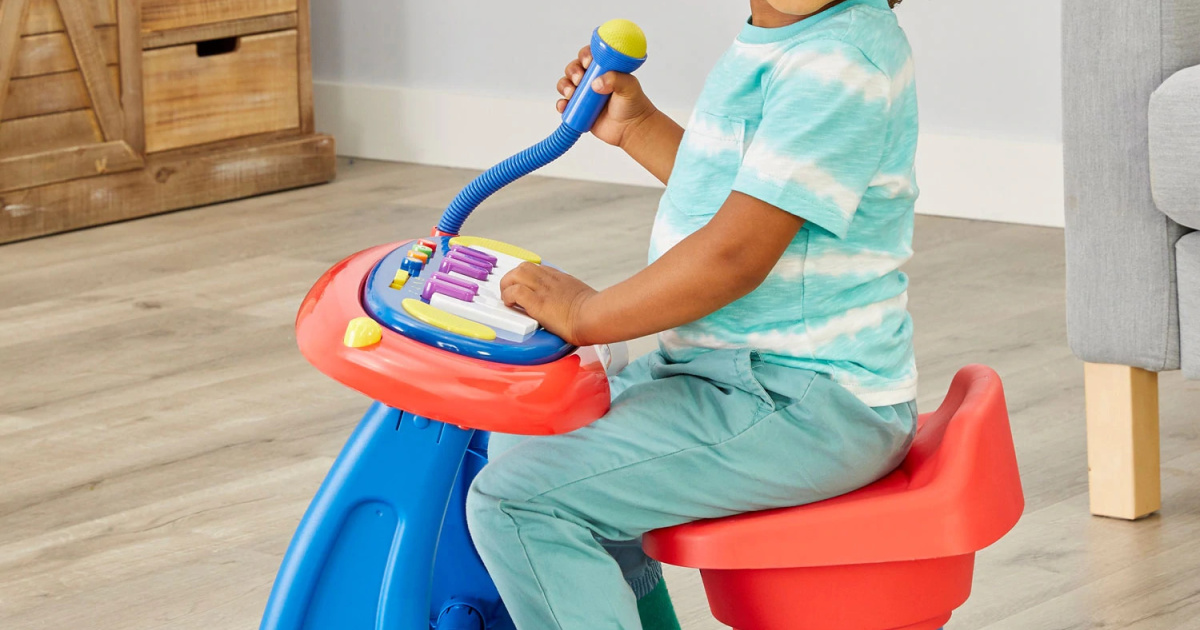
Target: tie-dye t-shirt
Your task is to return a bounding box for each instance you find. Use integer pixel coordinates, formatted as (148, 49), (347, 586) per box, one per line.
(651, 0), (918, 407)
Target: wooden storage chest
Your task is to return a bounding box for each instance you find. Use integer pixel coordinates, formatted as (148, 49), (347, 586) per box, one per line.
(0, 0), (335, 244)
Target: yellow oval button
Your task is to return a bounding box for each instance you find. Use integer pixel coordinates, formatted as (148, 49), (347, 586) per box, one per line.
(402, 298), (496, 340)
(449, 236), (542, 264)
(344, 317), (383, 348)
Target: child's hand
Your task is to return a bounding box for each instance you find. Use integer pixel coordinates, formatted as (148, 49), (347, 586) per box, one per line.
(557, 46), (657, 149)
(500, 263), (598, 346)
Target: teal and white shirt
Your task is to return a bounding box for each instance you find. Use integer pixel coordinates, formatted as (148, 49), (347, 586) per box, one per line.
(651, 0), (918, 407)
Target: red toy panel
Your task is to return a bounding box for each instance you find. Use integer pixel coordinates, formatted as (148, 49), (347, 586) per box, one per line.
(295, 243), (611, 435)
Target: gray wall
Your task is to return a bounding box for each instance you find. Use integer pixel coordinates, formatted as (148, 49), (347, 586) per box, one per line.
(311, 0), (1062, 142)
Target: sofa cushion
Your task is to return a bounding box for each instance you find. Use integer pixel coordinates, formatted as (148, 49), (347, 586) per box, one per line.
(1151, 66), (1200, 230)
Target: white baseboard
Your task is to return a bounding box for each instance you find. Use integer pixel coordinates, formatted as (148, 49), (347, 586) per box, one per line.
(315, 81), (1065, 228)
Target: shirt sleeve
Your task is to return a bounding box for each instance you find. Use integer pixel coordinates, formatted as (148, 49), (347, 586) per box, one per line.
(731, 41), (891, 238)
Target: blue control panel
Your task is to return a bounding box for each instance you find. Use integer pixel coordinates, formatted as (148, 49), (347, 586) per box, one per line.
(361, 237), (576, 366)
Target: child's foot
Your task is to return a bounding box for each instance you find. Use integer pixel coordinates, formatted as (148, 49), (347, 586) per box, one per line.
(637, 578), (682, 630)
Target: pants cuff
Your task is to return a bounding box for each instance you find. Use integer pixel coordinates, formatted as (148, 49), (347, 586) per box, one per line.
(628, 558), (664, 599)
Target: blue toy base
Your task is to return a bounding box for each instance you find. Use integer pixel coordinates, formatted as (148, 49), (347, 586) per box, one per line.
(259, 403), (513, 630)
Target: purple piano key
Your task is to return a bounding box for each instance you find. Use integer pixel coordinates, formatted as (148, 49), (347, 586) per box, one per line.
(451, 245), (497, 265)
(439, 257), (489, 280)
(432, 272), (479, 292)
(447, 250), (495, 272)
(421, 277), (476, 302)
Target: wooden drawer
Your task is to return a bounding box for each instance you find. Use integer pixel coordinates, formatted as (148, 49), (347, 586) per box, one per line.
(141, 0), (297, 33)
(142, 30), (300, 153)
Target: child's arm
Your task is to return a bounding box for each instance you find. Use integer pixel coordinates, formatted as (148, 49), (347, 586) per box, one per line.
(557, 47), (683, 184)
(501, 192), (804, 345)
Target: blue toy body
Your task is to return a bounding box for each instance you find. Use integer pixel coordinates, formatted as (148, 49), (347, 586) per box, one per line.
(259, 405), (513, 630)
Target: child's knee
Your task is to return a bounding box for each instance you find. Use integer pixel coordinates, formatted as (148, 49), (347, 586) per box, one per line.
(465, 463), (523, 545)
(466, 454), (567, 544)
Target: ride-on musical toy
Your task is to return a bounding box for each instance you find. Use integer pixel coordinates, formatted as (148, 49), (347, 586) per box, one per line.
(258, 19), (1023, 630)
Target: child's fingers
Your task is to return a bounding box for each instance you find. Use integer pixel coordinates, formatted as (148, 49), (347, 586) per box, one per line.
(557, 76), (575, 99)
(578, 45), (592, 69)
(500, 264), (533, 291)
(590, 71), (616, 95)
(556, 99), (568, 113)
(564, 59), (585, 85)
(501, 283), (537, 310)
(592, 72), (640, 98)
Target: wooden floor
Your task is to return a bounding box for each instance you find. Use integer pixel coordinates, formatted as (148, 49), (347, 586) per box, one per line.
(3, 158), (1200, 629)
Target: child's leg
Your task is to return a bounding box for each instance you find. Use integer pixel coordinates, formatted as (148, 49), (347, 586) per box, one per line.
(488, 437), (664, 598)
(467, 349), (915, 630)
(485, 354), (678, 627)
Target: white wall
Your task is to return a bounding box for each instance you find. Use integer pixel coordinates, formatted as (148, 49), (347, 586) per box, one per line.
(310, 0), (1065, 226)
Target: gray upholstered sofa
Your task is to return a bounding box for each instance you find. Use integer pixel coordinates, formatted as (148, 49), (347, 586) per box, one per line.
(1064, 1), (1200, 520)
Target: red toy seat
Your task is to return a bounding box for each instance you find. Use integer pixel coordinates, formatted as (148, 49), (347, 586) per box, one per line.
(643, 365), (1023, 630)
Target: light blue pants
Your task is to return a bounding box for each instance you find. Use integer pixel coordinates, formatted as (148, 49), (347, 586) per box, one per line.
(467, 348), (916, 630)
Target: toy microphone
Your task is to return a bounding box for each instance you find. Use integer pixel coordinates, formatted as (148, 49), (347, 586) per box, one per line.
(435, 19), (648, 236)
(560, 19), (649, 133)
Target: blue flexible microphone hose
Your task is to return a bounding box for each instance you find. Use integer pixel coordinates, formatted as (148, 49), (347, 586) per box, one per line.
(436, 124), (583, 236)
(434, 20), (647, 236)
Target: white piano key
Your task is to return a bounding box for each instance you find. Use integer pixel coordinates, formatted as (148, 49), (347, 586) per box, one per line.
(430, 293), (538, 337)
(471, 294), (532, 319)
(486, 297), (538, 326)
(474, 294), (507, 308)
(448, 271), (502, 300)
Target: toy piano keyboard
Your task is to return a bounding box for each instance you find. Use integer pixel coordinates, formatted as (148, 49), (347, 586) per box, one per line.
(361, 236), (573, 364)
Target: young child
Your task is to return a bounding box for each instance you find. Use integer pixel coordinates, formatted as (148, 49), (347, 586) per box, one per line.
(467, 0), (918, 628)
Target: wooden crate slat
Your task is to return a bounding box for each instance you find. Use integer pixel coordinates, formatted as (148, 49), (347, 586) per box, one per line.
(21, 0), (116, 35)
(141, 12), (297, 50)
(0, 134), (335, 243)
(115, 0), (141, 153)
(13, 25), (118, 78)
(59, 0), (124, 141)
(141, 0), (296, 34)
(296, 0), (312, 134)
(0, 139), (140, 192)
(3, 65), (119, 121)
(0, 0), (33, 122)
(0, 109), (103, 159)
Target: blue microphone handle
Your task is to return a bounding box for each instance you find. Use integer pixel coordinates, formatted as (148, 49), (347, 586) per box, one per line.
(560, 30), (646, 133)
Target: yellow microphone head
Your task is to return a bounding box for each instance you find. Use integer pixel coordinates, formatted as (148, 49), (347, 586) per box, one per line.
(597, 19), (647, 59)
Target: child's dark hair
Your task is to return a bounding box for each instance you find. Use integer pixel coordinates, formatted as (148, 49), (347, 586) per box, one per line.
(889, 0), (902, 6)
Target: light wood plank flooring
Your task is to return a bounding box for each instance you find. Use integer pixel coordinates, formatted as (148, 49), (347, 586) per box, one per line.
(3, 158), (1200, 629)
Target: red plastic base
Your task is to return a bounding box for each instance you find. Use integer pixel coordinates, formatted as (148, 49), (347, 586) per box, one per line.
(700, 554), (974, 630)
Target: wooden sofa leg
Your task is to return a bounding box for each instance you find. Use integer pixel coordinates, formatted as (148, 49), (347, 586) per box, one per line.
(1085, 363), (1161, 520)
